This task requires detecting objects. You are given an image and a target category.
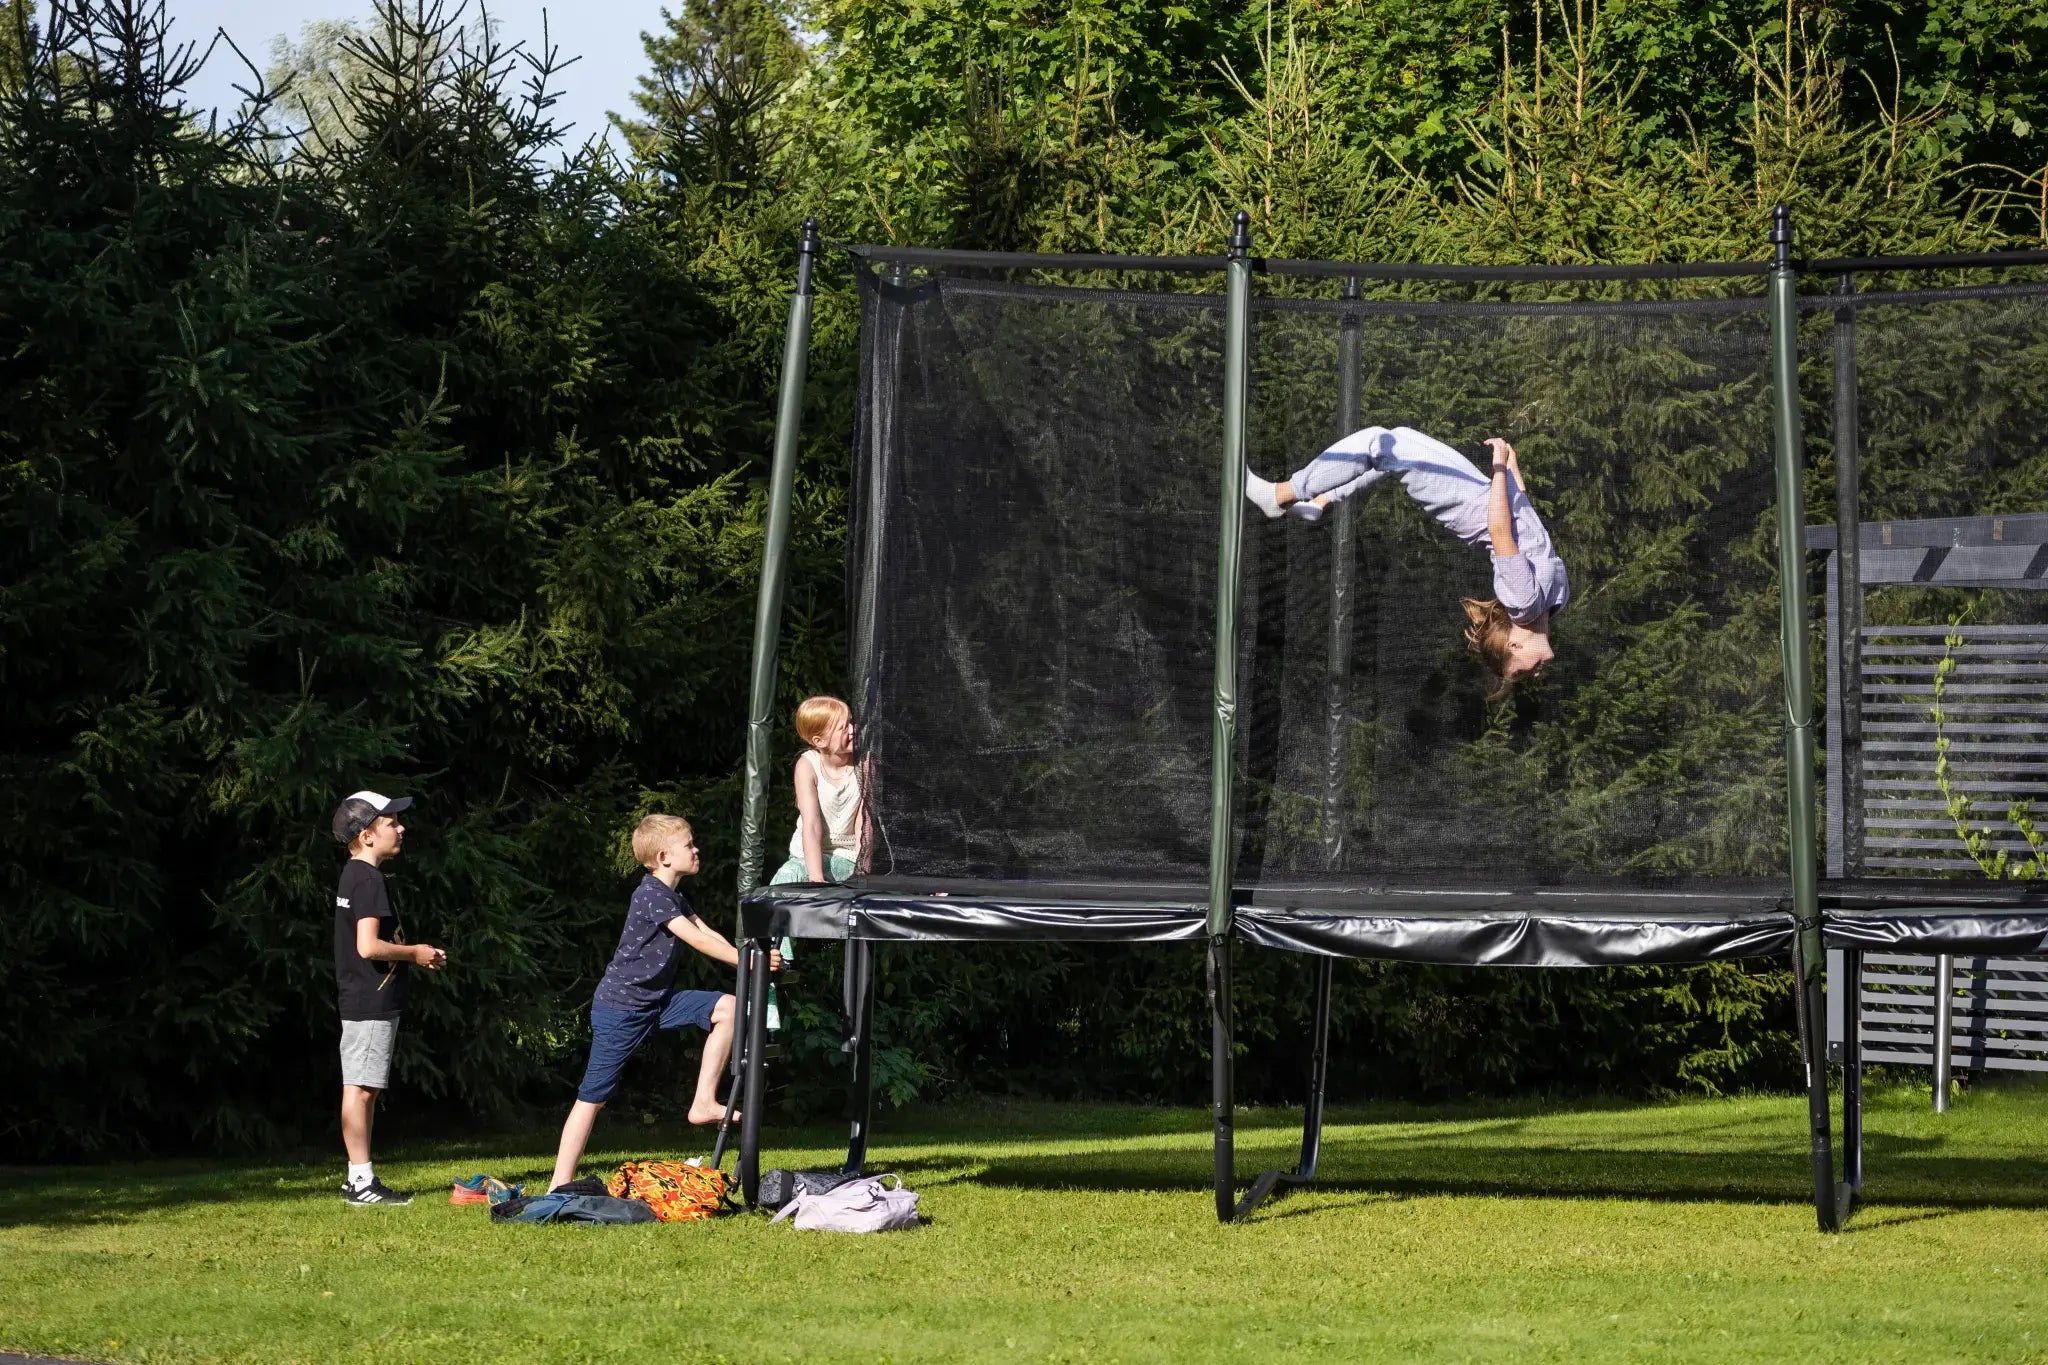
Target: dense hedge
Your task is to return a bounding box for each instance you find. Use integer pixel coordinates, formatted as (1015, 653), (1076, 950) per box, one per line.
(4, 0), (2044, 1156)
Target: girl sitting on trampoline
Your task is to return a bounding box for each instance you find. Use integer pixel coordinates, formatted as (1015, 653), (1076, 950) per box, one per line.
(1245, 425), (1568, 697)
(769, 695), (868, 887)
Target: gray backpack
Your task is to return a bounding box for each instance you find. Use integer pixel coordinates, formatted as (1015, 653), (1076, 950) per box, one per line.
(768, 1174), (920, 1232)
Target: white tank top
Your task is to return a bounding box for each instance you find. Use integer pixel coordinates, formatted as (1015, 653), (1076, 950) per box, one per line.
(789, 750), (862, 861)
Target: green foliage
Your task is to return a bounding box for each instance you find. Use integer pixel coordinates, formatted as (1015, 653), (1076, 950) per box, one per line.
(7, 0), (2048, 1158)
(1932, 613), (2048, 880)
(1, 0), (764, 1157)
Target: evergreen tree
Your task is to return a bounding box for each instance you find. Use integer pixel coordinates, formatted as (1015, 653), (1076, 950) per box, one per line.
(6, 0), (2047, 1156)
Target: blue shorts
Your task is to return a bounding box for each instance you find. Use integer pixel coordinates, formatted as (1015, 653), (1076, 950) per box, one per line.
(575, 989), (725, 1104)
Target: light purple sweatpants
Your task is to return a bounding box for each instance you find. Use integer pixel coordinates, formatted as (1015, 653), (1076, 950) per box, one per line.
(1292, 425), (1507, 547)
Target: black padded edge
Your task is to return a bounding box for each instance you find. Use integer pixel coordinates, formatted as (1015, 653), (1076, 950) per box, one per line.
(1823, 910), (2048, 955)
(1237, 889), (1793, 967)
(740, 881), (1207, 943)
(742, 876), (2048, 959)
(744, 877), (1800, 962)
(1818, 879), (2048, 953)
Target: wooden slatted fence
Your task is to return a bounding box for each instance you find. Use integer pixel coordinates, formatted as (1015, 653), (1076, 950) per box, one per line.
(1841, 622), (2048, 1075)
(1859, 953), (2048, 1073)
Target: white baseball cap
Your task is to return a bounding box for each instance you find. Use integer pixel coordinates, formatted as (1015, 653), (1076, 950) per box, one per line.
(331, 790), (414, 843)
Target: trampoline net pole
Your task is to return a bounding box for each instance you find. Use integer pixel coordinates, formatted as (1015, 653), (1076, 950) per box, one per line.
(1320, 275), (1364, 869)
(1831, 274), (1864, 879)
(1770, 205), (1837, 1230)
(1208, 212), (1253, 939)
(1210, 211), (1254, 1221)
(1825, 272), (1861, 1133)
(737, 219), (820, 901)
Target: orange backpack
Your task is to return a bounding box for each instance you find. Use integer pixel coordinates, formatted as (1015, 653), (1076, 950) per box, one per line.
(607, 1160), (731, 1222)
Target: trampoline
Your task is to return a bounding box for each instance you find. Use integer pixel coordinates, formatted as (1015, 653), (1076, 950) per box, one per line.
(728, 210), (2048, 1228)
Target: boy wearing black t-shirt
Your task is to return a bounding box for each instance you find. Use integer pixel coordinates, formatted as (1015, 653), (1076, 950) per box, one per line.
(331, 790), (446, 1207)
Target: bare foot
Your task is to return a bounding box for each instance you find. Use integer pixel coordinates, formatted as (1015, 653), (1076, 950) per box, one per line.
(687, 1102), (734, 1125)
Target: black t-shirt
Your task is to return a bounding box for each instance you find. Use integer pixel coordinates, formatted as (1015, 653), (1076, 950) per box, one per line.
(335, 859), (407, 1021)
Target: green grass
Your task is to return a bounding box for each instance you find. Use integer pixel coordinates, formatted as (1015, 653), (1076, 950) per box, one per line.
(5, 1083), (2048, 1363)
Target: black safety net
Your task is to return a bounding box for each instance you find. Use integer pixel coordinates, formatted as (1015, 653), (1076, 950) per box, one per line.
(848, 267), (1227, 882)
(1808, 274), (2048, 891)
(1240, 292), (1778, 889)
(846, 256), (1786, 899)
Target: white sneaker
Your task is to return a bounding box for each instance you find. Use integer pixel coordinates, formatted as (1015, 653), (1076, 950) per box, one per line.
(1289, 498), (1326, 524)
(1245, 472), (1285, 519)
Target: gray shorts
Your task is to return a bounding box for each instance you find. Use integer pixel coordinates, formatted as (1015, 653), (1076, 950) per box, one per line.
(339, 1018), (399, 1090)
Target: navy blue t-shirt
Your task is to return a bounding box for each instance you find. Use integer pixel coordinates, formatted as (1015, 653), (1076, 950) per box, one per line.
(592, 874), (695, 1014)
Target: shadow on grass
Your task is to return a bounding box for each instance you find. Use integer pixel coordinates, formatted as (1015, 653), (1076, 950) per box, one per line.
(895, 1110), (2048, 1216)
(0, 1122), (856, 1230)
(0, 1163), (340, 1227)
(8, 1093), (2047, 1229)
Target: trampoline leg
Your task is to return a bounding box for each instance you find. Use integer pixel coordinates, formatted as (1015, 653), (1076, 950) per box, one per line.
(1209, 934), (1236, 1223)
(842, 939), (876, 1176)
(1234, 953), (1334, 1220)
(709, 941), (752, 1172)
(1932, 951), (1955, 1114)
(1840, 946), (1863, 1214)
(738, 938), (772, 1206)
(1296, 955), (1333, 1182)
(1792, 931), (1840, 1231)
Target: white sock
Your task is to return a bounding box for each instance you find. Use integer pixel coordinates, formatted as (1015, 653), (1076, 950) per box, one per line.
(1245, 472), (1285, 519)
(347, 1162), (374, 1188)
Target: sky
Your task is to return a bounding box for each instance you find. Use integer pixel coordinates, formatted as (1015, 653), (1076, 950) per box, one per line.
(171, 0), (670, 153)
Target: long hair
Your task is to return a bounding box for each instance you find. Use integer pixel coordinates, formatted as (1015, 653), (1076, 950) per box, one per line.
(1461, 598), (1516, 702)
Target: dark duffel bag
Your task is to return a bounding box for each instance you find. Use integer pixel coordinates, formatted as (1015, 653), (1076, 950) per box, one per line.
(756, 1168), (856, 1212)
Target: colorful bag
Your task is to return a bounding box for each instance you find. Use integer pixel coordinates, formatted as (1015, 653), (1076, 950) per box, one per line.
(450, 1174), (524, 1206)
(606, 1159), (731, 1222)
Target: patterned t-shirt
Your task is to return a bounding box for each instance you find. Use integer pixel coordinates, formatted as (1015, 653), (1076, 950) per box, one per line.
(592, 874), (694, 1014)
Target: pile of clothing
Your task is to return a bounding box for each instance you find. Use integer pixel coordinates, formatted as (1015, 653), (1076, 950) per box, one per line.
(450, 1160), (732, 1226)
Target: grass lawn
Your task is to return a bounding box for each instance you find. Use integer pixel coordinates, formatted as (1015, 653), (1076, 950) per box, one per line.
(4, 1082), (2047, 1363)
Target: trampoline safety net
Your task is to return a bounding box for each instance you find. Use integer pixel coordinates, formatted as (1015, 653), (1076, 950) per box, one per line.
(1818, 278), (2048, 880)
(848, 260), (1803, 892)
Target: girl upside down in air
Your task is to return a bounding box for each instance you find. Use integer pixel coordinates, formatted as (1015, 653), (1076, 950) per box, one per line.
(1245, 425), (1568, 699)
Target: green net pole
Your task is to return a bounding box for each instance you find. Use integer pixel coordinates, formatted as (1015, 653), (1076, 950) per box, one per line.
(1769, 204), (1838, 1231)
(736, 218), (821, 905)
(1209, 210), (1253, 1222)
(1321, 276), (1363, 869)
